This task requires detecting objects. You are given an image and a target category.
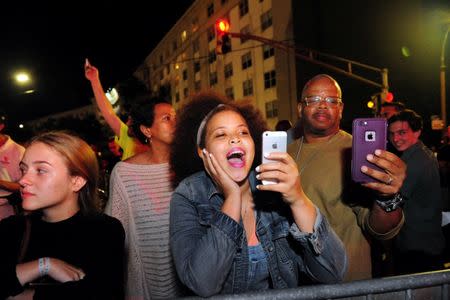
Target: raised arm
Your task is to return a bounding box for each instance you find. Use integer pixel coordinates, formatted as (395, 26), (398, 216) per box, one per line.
(84, 59), (124, 137)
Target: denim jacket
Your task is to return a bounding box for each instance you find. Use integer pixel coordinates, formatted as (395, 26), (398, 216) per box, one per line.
(170, 171), (347, 297)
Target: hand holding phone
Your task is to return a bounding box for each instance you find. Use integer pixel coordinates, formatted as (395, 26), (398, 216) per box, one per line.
(351, 118), (387, 183)
(261, 131), (287, 185)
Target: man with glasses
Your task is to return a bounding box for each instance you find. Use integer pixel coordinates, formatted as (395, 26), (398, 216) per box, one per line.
(288, 74), (406, 281)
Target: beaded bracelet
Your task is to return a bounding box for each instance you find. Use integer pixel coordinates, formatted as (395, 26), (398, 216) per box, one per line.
(38, 257), (50, 276)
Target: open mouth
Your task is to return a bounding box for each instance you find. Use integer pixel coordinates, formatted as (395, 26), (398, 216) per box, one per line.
(226, 147), (245, 168)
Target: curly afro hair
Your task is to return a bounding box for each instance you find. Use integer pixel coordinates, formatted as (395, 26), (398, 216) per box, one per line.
(170, 91), (268, 188)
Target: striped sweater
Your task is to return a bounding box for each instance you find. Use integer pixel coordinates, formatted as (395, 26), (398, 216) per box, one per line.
(105, 161), (183, 299)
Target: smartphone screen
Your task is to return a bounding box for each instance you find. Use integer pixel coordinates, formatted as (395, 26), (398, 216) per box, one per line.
(351, 118), (387, 183)
(261, 131), (287, 185)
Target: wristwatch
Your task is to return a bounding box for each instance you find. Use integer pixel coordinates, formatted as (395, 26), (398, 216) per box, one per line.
(375, 193), (405, 212)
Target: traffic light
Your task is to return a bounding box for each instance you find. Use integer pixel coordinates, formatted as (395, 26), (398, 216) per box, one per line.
(221, 34), (232, 54)
(380, 90), (394, 103)
(215, 19), (232, 55)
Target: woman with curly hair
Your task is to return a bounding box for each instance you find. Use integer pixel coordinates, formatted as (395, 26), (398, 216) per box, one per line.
(169, 92), (347, 297)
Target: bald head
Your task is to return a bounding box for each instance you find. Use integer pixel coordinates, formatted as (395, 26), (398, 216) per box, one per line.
(300, 74), (342, 102)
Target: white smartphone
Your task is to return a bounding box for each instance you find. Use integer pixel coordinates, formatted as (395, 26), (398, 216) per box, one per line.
(261, 131), (287, 185)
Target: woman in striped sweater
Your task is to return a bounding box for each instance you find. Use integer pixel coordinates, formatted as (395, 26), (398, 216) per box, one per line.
(105, 96), (184, 299)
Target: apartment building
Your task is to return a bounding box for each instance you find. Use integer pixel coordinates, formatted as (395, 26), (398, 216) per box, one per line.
(134, 0), (297, 129)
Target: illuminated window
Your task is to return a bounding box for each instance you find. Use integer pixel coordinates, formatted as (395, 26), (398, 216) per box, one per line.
(183, 69), (188, 81)
(181, 30), (187, 42)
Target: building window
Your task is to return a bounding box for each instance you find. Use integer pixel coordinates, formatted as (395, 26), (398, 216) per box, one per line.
(165, 66), (170, 75)
(159, 55), (163, 65)
(263, 45), (274, 59)
(172, 41), (178, 51)
(239, 0), (249, 17)
(175, 92), (180, 103)
(264, 70), (276, 89)
(210, 72), (218, 86)
(181, 30), (188, 42)
(183, 69), (188, 81)
(207, 26), (215, 42)
(221, 0), (228, 4)
(241, 52), (252, 70)
(261, 10), (272, 31)
(225, 87), (234, 99)
(193, 39), (200, 53)
(240, 25), (250, 44)
(195, 80), (201, 91)
(194, 61), (201, 73)
(209, 49), (217, 64)
(207, 3), (214, 17)
(243, 79), (253, 96)
(265, 100), (279, 118)
(183, 87), (189, 98)
(159, 70), (164, 80)
(224, 63), (233, 79)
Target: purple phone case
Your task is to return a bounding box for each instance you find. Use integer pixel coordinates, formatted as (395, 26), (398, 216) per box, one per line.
(351, 118), (387, 183)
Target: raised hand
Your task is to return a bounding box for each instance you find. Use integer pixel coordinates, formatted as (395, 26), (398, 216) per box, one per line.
(84, 58), (99, 82)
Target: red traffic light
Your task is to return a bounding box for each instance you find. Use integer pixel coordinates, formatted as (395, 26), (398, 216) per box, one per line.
(216, 19), (230, 34)
(385, 92), (394, 103)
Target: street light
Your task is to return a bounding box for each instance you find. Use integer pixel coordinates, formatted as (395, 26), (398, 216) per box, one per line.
(440, 24), (450, 132)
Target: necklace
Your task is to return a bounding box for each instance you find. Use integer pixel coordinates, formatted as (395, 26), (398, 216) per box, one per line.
(295, 132), (340, 174)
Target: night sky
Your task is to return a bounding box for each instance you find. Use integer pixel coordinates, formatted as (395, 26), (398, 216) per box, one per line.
(0, 0), (194, 125)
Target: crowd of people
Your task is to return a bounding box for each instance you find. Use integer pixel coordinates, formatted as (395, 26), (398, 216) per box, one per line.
(0, 67), (448, 299)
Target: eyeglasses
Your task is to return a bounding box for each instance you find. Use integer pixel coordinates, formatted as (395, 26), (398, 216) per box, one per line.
(303, 96), (342, 107)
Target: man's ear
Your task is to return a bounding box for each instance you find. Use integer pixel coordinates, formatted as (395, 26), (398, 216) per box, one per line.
(297, 102), (303, 118)
(71, 176), (87, 193)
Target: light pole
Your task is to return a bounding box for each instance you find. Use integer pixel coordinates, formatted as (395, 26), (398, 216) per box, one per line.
(440, 24), (450, 132)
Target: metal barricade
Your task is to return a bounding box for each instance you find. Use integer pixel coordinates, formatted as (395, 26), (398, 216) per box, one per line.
(181, 269), (450, 299)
